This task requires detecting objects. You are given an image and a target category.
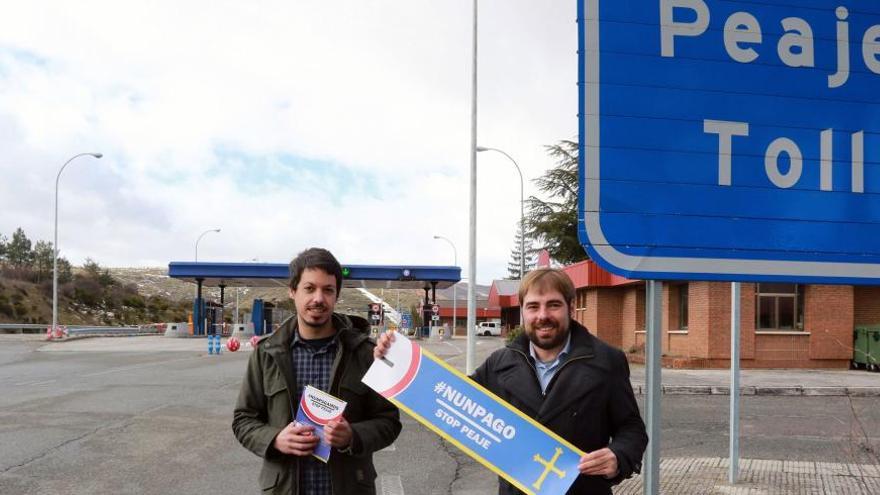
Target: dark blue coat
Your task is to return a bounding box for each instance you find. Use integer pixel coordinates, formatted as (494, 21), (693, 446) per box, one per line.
(471, 320), (648, 495)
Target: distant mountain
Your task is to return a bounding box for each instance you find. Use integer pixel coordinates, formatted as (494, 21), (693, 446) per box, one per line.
(0, 269), (190, 326)
(0, 266), (439, 326)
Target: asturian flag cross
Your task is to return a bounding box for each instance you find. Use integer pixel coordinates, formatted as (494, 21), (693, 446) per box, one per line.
(531, 447), (566, 491)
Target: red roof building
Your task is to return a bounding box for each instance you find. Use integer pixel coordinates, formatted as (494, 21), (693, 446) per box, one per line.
(488, 257), (874, 369)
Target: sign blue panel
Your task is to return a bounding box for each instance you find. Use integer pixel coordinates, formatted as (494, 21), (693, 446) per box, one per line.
(578, 0), (880, 283)
(400, 311), (413, 330)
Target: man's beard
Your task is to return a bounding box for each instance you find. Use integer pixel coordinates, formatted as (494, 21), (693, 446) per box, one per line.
(526, 318), (569, 351)
(300, 304), (331, 328)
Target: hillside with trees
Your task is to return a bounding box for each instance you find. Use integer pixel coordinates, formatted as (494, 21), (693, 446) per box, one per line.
(0, 228), (429, 326)
(0, 228), (189, 325)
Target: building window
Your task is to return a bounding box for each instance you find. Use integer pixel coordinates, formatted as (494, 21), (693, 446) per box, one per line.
(678, 283), (688, 330)
(756, 283), (804, 331)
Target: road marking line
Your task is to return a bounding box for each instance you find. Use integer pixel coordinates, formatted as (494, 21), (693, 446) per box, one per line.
(379, 443), (396, 452)
(15, 379), (57, 387)
(81, 356), (198, 378)
(380, 475), (404, 495)
(443, 342), (462, 353)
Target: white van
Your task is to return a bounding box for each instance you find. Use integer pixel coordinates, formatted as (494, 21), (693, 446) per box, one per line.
(476, 321), (501, 336)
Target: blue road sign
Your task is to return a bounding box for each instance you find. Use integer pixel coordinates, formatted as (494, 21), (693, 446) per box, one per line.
(400, 311), (413, 330)
(578, 0), (880, 284)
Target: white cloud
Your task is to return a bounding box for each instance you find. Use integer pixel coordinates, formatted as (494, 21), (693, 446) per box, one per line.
(0, 0), (577, 284)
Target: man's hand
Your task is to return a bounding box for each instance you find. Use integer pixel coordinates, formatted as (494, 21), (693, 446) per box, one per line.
(273, 422), (319, 456)
(325, 416), (354, 450)
(577, 448), (619, 479)
(373, 330), (396, 360)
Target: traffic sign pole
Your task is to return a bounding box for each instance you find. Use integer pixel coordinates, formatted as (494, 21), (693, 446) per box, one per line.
(729, 282), (741, 483)
(644, 281), (662, 495)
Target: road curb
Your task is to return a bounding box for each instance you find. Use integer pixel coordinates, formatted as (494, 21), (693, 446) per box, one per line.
(663, 385), (711, 395)
(632, 385), (880, 397)
(803, 387), (848, 396)
(846, 387), (880, 397)
(755, 386), (803, 396)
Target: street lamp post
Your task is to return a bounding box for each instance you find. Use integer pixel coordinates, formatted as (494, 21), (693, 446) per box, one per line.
(53, 152), (103, 335)
(466, 0), (479, 375)
(433, 235), (458, 334)
(192, 228), (220, 335)
(476, 146), (525, 280)
(194, 228), (221, 262)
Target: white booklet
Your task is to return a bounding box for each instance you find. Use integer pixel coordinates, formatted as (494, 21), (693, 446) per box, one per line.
(294, 385), (348, 463)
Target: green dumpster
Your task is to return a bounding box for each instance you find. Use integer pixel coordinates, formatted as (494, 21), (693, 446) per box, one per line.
(853, 327), (869, 369)
(867, 328), (880, 371)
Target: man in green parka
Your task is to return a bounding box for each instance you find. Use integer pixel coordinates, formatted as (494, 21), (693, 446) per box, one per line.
(232, 248), (401, 494)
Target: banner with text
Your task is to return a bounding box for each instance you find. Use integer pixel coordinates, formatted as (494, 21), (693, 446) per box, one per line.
(362, 334), (584, 495)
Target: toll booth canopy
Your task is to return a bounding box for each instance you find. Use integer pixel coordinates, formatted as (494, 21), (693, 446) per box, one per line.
(168, 261), (461, 335)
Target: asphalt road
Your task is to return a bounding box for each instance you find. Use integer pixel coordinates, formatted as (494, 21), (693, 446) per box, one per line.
(0, 334), (877, 494)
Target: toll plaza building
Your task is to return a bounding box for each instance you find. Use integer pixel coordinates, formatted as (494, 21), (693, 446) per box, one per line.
(431, 283), (500, 336)
(475, 260), (875, 369)
(565, 260), (875, 369)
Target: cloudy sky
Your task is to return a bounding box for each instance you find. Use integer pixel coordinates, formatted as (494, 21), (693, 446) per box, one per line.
(0, 1), (577, 285)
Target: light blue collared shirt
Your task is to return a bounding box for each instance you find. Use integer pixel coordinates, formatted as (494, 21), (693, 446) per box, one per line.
(529, 332), (572, 394)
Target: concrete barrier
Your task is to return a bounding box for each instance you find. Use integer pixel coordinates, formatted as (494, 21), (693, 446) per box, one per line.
(231, 323), (255, 341)
(164, 322), (190, 338)
(428, 325), (451, 342)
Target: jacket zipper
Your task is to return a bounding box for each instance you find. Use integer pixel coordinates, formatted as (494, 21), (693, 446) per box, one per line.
(262, 340), (302, 495)
(510, 348), (591, 397)
(543, 355), (590, 395)
(509, 348), (544, 396)
(328, 345), (343, 495)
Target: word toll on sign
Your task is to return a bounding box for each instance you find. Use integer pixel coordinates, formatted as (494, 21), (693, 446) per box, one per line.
(705, 120), (864, 193)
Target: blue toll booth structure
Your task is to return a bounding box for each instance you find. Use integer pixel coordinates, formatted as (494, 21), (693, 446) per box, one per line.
(205, 301), (223, 335)
(168, 261), (461, 337)
(191, 298), (224, 336)
(250, 299), (276, 336)
(192, 297), (205, 336)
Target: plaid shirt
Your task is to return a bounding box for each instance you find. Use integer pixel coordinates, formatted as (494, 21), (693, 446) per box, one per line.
(291, 330), (339, 495)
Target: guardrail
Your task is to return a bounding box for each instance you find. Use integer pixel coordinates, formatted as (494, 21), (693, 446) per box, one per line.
(68, 327), (160, 336)
(0, 323), (47, 330)
(0, 323), (160, 336)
